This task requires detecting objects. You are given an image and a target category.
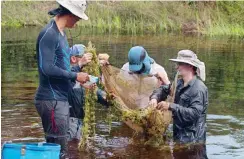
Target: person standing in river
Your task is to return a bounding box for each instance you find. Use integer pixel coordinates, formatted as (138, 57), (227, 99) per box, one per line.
(120, 46), (170, 109)
(34, 1), (90, 158)
(149, 50), (208, 145)
(67, 44), (109, 142)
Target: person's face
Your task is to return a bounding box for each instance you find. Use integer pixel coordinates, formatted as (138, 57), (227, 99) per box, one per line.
(66, 14), (81, 28)
(176, 62), (193, 76)
(70, 56), (81, 65)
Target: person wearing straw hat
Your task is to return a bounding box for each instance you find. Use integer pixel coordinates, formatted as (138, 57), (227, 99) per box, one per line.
(149, 50), (208, 144)
(35, 1), (89, 158)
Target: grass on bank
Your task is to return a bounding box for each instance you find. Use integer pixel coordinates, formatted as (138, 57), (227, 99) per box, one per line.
(1, 1), (244, 36)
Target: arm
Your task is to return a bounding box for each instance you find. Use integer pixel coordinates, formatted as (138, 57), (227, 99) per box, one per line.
(150, 84), (171, 102)
(38, 30), (77, 80)
(169, 91), (204, 125)
(71, 65), (82, 73)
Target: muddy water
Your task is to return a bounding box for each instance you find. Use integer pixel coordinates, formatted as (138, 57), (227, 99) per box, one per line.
(2, 27), (244, 159)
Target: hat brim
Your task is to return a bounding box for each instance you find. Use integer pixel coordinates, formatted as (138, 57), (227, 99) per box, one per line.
(169, 59), (198, 67)
(129, 63), (143, 72)
(142, 56), (153, 75)
(57, 0), (89, 20)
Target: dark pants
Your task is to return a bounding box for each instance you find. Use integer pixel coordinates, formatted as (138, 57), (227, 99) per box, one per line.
(35, 100), (69, 156)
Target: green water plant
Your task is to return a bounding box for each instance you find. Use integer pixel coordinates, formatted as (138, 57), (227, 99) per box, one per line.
(78, 42), (100, 150)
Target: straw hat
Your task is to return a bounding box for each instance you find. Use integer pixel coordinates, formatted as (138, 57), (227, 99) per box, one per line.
(169, 50), (206, 81)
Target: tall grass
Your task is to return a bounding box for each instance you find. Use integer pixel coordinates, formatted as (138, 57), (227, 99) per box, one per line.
(1, 1), (244, 36)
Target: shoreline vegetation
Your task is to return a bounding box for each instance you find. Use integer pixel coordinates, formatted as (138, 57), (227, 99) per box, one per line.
(1, 1), (244, 36)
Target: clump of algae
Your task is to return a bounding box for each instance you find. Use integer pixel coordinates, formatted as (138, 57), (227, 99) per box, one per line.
(78, 42), (100, 150)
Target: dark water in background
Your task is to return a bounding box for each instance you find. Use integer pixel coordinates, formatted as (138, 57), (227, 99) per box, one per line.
(1, 27), (244, 159)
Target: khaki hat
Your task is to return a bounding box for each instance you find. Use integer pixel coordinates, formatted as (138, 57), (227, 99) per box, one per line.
(169, 50), (206, 81)
(56, 0), (88, 20)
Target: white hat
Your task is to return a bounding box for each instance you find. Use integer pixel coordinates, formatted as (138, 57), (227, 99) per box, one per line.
(169, 50), (206, 81)
(56, 0), (88, 20)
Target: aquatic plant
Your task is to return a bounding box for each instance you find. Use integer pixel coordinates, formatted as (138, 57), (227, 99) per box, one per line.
(101, 66), (179, 146)
(78, 42), (100, 150)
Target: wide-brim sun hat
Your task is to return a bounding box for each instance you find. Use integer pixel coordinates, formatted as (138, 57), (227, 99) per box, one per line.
(169, 50), (206, 81)
(128, 46), (154, 75)
(56, 0), (88, 20)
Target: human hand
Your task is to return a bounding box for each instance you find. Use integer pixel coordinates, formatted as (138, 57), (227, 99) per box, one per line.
(148, 99), (158, 108)
(82, 83), (97, 90)
(98, 53), (110, 66)
(76, 72), (89, 84)
(155, 72), (170, 85)
(98, 53), (110, 61)
(99, 60), (110, 66)
(78, 53), (93, 67)
(156, 101), (170, 111)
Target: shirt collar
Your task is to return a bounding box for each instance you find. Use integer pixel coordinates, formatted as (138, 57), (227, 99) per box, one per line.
(178, 76), (197, 88)
(188, 76), (197, 86)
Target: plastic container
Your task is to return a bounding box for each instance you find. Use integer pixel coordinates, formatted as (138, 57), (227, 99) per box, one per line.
(2, 142), (60, 159)
(83, 75), (99, 87)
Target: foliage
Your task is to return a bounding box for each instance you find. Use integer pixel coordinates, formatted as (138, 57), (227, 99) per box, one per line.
(78, 42), (100, 150)
(2, 1), (244, 36)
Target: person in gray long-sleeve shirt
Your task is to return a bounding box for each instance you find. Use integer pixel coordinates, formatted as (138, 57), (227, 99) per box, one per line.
(149, 50), (208, 144)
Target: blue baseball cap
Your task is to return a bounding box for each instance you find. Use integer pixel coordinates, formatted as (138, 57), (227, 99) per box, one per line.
(128, 46), (154, 75)
(70, 44), (85, 57)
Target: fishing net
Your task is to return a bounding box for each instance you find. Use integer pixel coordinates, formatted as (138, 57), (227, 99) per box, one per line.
(101, 65), (175, 145)
(78, 42), (174, 149)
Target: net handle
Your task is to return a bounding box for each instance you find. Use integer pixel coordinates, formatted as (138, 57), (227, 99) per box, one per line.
(168, 71), (179, 103)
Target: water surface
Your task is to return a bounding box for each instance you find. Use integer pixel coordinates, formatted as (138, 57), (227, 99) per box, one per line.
(2, 27), (244, 159)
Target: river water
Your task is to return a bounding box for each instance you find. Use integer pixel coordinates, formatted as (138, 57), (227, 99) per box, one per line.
(1, 27), (244, 159)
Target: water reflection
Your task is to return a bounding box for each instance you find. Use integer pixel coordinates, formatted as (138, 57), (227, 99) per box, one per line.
(2, 27), (244, 159)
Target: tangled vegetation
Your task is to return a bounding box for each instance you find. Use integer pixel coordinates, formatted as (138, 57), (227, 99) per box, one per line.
(2, 1), (244, 36)
(78, 42), (100, 150)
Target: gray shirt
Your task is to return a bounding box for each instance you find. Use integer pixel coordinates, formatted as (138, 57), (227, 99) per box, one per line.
(150, 76), (209, 143)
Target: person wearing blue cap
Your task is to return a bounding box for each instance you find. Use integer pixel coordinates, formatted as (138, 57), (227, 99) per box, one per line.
(123, 46), (170, 84)
(122, 46), (170, 85)
(119, 46), (170, 109)
(68, 45), (109, 142)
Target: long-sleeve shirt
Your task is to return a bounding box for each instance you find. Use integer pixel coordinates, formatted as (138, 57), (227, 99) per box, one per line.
(150, 77), (208, 144)
(35, 19), (77, 101)
(68, 66), (108, 119)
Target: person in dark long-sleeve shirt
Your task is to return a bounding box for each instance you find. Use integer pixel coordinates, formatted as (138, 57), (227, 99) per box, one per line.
(67, 44), (109, 141)
(149, 50), (208, 145)
(34, 1), (90, 158)
(35, 19), (77, 100)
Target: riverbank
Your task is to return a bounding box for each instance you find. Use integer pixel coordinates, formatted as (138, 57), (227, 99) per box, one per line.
(1, 1), (244, 36)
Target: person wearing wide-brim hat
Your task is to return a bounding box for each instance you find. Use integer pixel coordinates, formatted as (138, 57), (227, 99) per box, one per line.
(149, 50), (209, 144)
(35, 1), (90, 158)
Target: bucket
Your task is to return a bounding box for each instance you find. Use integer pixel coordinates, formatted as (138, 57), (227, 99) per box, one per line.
(2, 142), (60, 159)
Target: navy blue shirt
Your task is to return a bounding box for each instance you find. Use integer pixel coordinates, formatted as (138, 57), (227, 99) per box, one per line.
(68, 66), (109, 119)
(35, 19), (77, 101)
